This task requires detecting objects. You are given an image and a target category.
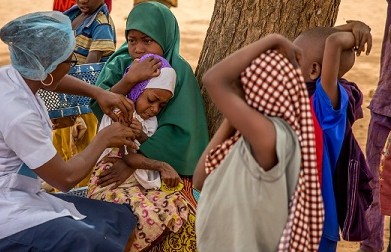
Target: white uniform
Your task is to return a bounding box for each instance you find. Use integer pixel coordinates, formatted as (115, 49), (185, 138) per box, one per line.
(0, 66), (85, 239)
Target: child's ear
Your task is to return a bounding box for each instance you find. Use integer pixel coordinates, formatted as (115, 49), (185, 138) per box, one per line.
(309, 62), (321, 81)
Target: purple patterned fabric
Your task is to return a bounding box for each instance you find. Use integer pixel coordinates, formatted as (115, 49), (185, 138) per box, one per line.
(361, 1), (391, 251)
(124, 54), (172, 102)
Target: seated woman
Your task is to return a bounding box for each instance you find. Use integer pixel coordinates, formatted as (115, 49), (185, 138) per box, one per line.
(0, 11), (138, 251)
(89, 2), (209, 251)
(88, 53), (190, 252)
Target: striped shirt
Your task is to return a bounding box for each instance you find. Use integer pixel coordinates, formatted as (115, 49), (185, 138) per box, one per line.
(64, 4), (116, 64)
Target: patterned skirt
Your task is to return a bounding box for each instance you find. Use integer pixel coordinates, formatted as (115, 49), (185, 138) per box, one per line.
(87, 149), (197, 251)
(149, 177), (197, 252)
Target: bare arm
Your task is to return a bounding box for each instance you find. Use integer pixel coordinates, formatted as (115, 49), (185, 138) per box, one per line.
(123, 152), (180, 187)
(85, 50), (104, 64)
(55, 75), (134, 123)
(203, 34), (301, 171)
(35, 122), (137, 192)
(193, 118), (236, 191)
(97, 152), (181, 189)
(321, 32), (355, 108)
(56, 74), (107, 97)
(334, 20), (372, 55)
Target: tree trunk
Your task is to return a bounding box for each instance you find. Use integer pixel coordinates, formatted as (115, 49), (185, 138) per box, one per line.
(196, 0), (341, 136)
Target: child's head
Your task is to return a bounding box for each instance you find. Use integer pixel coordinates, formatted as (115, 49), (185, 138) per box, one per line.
(294, 27), (355, 82)
(126, 30), (163, 60)
(76, 0), (105, 15)
(126, 54), (176, 120)
(124, 2), (180, 60)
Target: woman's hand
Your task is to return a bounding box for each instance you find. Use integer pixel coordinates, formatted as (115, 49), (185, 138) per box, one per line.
(123, 56), (162, 84)
(346, 20), (372, 56)
(158, 162), (181, 188)
(98, 122), (138, 150)
(97, 157), (135, 189)
(95, 89), (134, 124)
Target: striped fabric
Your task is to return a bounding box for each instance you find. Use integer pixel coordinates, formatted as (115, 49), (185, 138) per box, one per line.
(64, 4), (116, 64)
(205, 50), (324, 251)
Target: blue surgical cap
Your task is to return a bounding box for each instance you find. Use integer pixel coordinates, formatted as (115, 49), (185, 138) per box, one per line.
(0, 11), (75, 81)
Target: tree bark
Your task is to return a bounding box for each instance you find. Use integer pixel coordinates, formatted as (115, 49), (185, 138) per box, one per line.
(196, 0), (341, 136)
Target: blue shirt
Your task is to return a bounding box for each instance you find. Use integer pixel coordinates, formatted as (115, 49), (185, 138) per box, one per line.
(312, 78), (348, 243)
(64, 4), (116, 64)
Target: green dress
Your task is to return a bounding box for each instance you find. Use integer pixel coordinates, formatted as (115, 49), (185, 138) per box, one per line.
(90, 2), (209, 176)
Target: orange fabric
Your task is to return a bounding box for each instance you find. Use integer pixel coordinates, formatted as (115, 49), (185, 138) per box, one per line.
(53, 0), (112, 12)
(53, 0), (76, 12)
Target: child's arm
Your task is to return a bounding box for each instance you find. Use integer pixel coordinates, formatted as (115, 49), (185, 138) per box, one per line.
(203, 34), (301, 171)
(130, 118), (148, 143)
(321, 32), (355, 108)
(97, 153), (181, 189)
(85, 51), (104, 63)
(334, 20), (372, 56)
(193, 118), (236, 191)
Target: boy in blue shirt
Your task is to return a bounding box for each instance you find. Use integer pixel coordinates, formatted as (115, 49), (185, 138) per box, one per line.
(64, 0), (116, 64)
(294, 24), (372, 251)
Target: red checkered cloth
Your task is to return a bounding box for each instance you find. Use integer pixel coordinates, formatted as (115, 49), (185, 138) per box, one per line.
(205, 50), (324, 251)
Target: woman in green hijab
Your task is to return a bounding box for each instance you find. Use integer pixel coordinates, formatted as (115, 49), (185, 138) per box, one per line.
(89, 2), (208, 251)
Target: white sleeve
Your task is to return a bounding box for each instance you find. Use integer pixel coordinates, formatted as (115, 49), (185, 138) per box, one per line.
(3, 115), (56, 169)
(98, 114), (113, 132)
(144, 117), (158, 137)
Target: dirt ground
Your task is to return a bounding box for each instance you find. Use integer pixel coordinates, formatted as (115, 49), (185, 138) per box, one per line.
(0, 0), (389, 251)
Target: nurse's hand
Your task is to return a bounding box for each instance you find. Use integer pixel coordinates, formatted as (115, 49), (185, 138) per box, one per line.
(99, 122), (138, 150)
(97, 158), (135, 189)
(96, 89), (134, 124)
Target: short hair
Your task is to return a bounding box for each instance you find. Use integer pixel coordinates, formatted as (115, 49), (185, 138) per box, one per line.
(296, 26), (355, 77)
(295, 26), (339, 63)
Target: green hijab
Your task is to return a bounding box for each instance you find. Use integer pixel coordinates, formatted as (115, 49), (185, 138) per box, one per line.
(90, 2), (209, 175)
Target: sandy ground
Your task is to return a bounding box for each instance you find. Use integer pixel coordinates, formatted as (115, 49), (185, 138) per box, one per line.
(0, 0), (389, 251)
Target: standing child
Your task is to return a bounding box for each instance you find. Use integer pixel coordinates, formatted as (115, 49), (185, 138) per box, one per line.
(195, 34), (324, 251)
(293, 24), (372, 251)
(63, 0), (116, 64)
(52, 0), (117, 187)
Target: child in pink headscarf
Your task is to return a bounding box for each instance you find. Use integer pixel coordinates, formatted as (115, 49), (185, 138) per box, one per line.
(95, 53), (176, 189)
(87, 54), (189, 252)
